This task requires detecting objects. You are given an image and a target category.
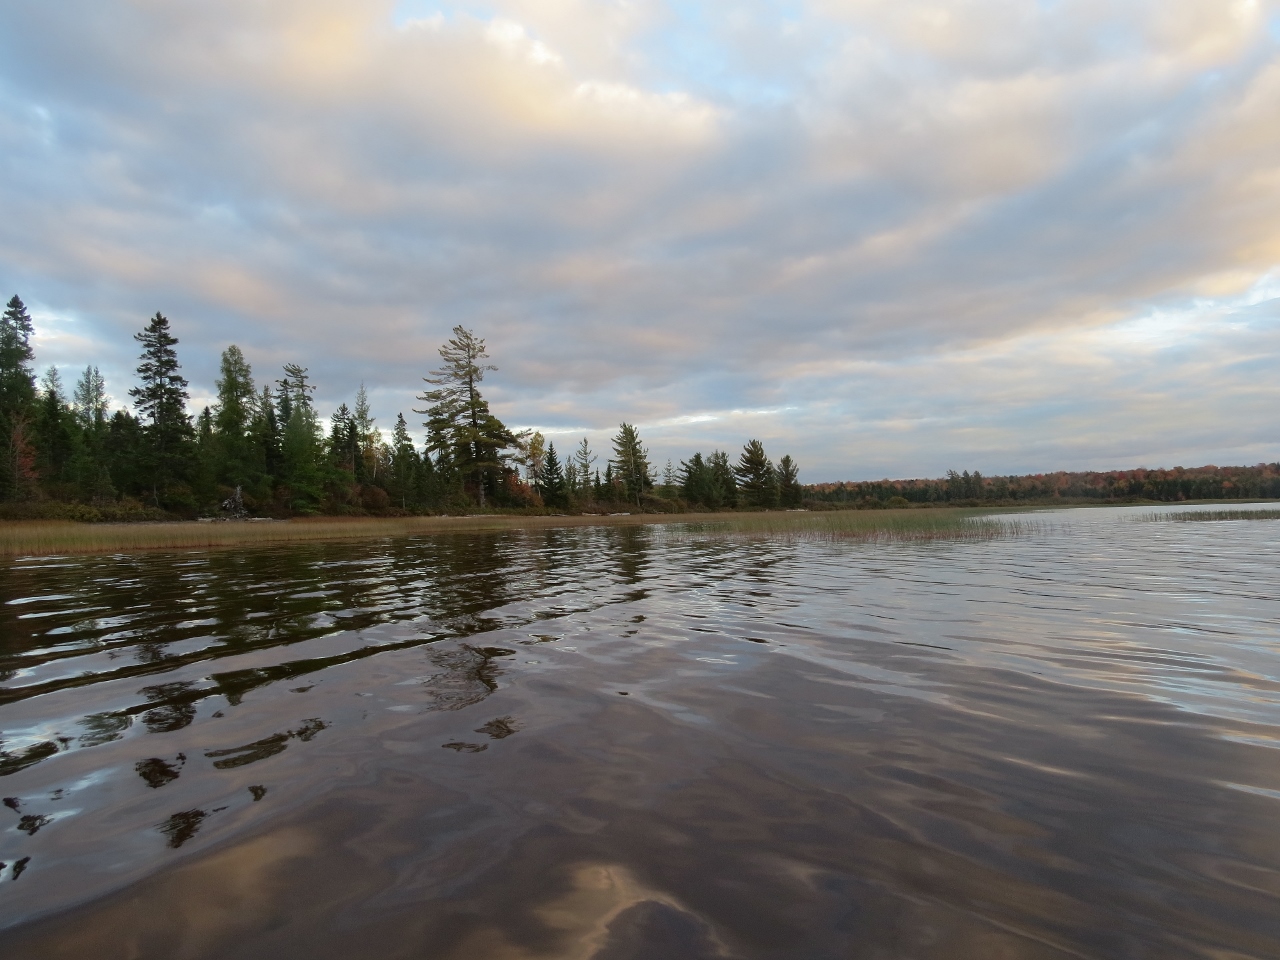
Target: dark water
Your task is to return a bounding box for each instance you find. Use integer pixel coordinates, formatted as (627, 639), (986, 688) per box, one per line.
(2, 505), (1279, 959)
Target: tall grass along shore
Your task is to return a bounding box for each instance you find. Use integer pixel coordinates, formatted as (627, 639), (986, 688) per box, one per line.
(0, 508), (1022, 559)
(1136, 508), (1280, 523)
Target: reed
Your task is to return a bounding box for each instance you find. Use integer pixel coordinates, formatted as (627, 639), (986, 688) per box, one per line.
(0, 507), (1024, 558)
(668, 508), (1024, 542)
(1136, 508), (1280, 523)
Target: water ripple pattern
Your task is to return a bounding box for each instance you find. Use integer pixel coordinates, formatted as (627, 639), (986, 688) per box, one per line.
(2, 504), (1279, 959)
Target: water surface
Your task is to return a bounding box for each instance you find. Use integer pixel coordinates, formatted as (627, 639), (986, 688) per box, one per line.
(2, 505), (1279, 958)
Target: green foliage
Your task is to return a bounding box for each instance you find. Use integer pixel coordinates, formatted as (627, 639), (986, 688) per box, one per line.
(611, 422), (650, 507)
(735, 439), (778, 508)
(542, 442), (567, 508)
(129, 312), (193, 505)
(777, 455), (801, 507)
(416, 326), (521, 507)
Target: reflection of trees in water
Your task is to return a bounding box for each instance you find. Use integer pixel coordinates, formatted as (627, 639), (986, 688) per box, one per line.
(203, 718), (327, 769)
(140, 682), (198, 733)
(3, 526), (642, 779)
(609, 526), (653, 600)
(157, 809), (206, 848)
(421, 644), (514, 711)
(135, 753), (185, 788)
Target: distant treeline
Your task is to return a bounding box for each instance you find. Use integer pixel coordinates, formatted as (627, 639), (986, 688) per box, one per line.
(3, 296), (1273, 522)
(808, 465), (1280, 506)
(0, 298), (801, 519)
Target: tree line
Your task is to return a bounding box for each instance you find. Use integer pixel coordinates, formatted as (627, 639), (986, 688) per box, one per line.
(807, 465), (1280, 506)
(0, 298), (802, 519)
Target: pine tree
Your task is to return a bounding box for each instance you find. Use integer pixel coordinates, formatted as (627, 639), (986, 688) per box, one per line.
(277, 364), (322, 510)
(662, 459), (676, 498)
(542, 442), (567, 508)
(389, 412), (419, 510)
(70, 365), (112, 503)
(0, 295), (38, 500)
(735, 439), (778, 508)
(0, 295), (36, 418)
(525, 431), (547, 491)
(709, 451), (738, 508)
(35, 366), (76, 491)
(73, 366), (109, 430)
(251, 384), (282, 484)
(328, 403), (354, 471)
(214, 346), (256, 488)
(610, 422), (650, 507)
(129, 312), (193, 505)
(353, 383), (377, 481)
(777, 454), (801, 507)
(574, 437), (597, 503)
(415, 326), (519, 508)
(680, 452), (712, 507)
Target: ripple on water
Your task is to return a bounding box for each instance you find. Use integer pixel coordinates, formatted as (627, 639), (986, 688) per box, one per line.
(1, 506), (1279, 958)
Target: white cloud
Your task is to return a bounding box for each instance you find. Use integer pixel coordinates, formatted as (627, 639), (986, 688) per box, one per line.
(0, 0), (1276, 478)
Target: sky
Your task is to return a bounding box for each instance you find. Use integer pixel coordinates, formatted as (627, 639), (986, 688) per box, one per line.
(1, 0), (1278, 482)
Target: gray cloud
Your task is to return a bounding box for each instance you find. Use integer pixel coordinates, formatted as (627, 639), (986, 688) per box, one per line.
(1, 0), (1277, 480)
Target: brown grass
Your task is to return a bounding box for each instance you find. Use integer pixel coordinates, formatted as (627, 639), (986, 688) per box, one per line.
(0, 508), (1023, 559)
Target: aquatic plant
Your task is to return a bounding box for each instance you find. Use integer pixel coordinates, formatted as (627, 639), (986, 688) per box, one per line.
(1135, 509), (1280, 523)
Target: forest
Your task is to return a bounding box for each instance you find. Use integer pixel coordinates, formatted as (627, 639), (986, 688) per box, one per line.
(0, 298), (800, 519)
(1, 295), (1274, 522)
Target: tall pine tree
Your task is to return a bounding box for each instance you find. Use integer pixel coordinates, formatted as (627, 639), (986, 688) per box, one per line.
(735, 439), (778, 508)
(129, 312), (193, 506)
(0, 295), (38, 500)
(610, 422), (650, 508)
(416, 326), (519, 508)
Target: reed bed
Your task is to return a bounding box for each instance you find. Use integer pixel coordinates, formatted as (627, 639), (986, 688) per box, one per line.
(1136, 508), (1280, 523)
(0, 508), (1027, 559)
(669, 509), (1027, 542)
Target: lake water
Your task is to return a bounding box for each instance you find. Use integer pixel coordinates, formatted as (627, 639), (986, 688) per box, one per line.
(2, 505), (1279, 959)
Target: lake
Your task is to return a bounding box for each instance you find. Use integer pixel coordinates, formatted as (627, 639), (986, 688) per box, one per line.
(2, 505), (1279, 959)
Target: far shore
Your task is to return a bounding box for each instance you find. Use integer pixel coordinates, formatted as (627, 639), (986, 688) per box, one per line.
(2, 500), (1273, 559)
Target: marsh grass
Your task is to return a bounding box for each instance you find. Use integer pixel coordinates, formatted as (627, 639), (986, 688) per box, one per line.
(1136, 508), (1280, 523)
(0, 508), (1028, 559)
(670, 508), (1028, 542)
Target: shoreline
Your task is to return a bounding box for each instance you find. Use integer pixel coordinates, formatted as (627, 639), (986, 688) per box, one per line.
(1, 507), (1017, 558)
(2, 500), (1273, 558)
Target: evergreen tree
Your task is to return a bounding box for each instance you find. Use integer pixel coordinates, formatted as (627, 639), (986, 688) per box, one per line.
(73, 366), (109, 430)
(35, 367), (76, 491)
(0, 295), (36, 417)
(709, 451), (738, 508)
(389, 412), (420, 510)
(194, 405), (218, 506)
(277, 364), (322, 510)
(574, 437), (597, 503)
(214, 345), (257, 488)
(525, 431), (547, 491)
(250, 384), (282, 485)
(610, 422), (650, 507)
(128, 312), (193, 505)
(0, 295), (38, 500)
(328, 403), (354, 471)
(680, 452), (712, 507)
(777, 454), (802, 507)
(415, 326), (519, 508)
(662, 459), (676, 498)
(353, 383), (377, 481)
(104, 409), (145, 498)
(542, 442), (567, 508)
(70, 365), (113, 503)
(735, 439), (778, 508)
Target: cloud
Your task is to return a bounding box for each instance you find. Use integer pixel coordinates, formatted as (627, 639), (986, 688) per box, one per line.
(0, 0), (1277, 480)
